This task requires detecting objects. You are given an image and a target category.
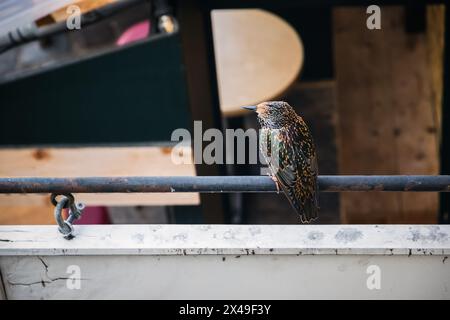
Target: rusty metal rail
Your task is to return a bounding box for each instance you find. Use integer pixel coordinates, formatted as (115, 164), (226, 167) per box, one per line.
(0, 175), (449, 193)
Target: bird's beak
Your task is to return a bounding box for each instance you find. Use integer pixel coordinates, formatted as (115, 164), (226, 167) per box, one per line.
(242, 105), (257, 112)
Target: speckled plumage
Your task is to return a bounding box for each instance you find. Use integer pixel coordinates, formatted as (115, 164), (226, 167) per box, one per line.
(251, 101), (319, 223)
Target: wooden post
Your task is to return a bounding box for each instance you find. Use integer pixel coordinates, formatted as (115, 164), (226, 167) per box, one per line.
(333, 6), (443, 223)
(177, 0), (229, 223)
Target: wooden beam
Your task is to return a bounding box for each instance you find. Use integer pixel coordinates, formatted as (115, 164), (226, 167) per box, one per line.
(0, 146), (198, 224)
(333, 6), (442, 223)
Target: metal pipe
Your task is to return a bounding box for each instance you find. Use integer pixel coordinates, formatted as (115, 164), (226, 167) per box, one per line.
(0, 176), (449, 194)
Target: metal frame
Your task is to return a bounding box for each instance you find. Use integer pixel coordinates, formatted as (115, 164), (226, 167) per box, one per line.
(0, 175), (449, 194)
(3, 174), (447, 239)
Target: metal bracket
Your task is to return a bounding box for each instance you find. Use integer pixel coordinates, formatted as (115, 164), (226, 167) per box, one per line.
(50, 194), (85, 240)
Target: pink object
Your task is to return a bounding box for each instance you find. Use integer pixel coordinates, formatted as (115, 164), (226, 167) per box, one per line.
(75, 206), (110, 225)
(116, 21), (151, 46)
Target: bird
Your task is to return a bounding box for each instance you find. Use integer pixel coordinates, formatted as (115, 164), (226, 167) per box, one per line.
(242, 101), (319, 223)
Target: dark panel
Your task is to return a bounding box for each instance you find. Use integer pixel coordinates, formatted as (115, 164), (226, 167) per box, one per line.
(270, 7), (333, 80)
(177, 0), (229, 223)
(0, 33), (190, 146)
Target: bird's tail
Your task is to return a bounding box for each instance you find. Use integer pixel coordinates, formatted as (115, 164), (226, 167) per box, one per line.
(283, 187), (319, 223)
(299, 195), (319, 223)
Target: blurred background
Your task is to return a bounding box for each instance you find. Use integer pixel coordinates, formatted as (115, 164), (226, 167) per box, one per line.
(0, 0), (447, 226)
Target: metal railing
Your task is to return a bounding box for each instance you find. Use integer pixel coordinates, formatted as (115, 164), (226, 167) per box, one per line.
(1, 175), (450, 193)
(1, 175), (449, 239)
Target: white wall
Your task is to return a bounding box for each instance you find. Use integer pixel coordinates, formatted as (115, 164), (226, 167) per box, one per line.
(1, 225), (449, 299)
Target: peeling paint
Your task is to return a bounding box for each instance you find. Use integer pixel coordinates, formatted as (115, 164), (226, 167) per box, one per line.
(308, 231), (324, 241)
(249, 226), (261, 236)
(173, 233), (188, 242)
(223, 230), (235, 240)
(408, 226), (448, 243)
(335, 228), (363, 244)
(132, 233), (145, 244)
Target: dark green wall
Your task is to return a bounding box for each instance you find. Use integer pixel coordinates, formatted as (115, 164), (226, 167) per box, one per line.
(0, 33), (191, 146)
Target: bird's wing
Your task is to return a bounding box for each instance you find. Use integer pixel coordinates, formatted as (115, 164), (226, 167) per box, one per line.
(264, 126), (318, 223)
(259, 128), (272, 165)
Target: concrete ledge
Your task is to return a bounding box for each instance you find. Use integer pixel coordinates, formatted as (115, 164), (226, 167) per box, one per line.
(0, 224), (449, 256)
(0, 225), (449, 299)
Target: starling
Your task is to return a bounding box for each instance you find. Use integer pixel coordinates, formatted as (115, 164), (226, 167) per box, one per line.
(243, 101), (319, 223)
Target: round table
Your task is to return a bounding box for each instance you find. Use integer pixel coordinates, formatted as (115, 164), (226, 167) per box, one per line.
(211, 9), (304, 117)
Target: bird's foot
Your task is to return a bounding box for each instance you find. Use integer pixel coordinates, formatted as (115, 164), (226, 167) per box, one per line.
(270, 175), (281, 194)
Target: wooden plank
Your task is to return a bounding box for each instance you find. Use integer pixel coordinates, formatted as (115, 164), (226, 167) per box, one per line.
(426, 5), (445, 140)
(0, 205), (55, 225)
(0, 146), (198, 224)
(334, 7), (401, 223)
(333, 6), (441, 223)
(389, 6), (441, 223)
(0, 192), (198, 207)
(0, 146), (194, 177)
(0, 225), (449, 299)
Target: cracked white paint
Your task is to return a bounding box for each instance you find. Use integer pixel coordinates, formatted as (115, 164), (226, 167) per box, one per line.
(0, 225), (449, 299)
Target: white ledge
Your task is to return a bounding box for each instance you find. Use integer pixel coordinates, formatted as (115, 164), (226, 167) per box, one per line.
(0, 224), (449, 256)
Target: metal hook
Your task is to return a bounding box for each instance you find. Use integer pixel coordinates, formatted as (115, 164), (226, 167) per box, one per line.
(51, 193), (84, 240)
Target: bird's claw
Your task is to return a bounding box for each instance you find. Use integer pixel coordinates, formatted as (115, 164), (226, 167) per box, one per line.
(270, 175), (281, 194)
